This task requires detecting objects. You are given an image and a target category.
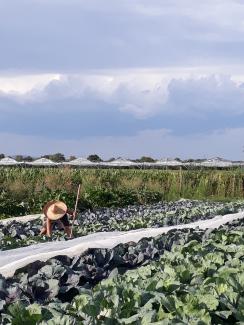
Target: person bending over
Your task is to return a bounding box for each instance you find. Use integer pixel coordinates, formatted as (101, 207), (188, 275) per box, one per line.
(40, 200), (76, 237)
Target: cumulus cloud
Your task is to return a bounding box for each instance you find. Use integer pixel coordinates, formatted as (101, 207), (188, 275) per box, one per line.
(0, 71), (169, 118)
(2, 72), (244, 118)
(1, 72), (244, 143)
(166, 74), (244, 115)
(0, 74), (60, 94)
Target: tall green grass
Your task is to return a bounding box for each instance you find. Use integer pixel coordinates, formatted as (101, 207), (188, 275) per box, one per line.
(0, 167), (244, 217)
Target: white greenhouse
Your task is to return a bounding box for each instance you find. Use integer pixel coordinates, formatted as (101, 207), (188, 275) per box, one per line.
(102, 158), (138, 167)
(27, 158), (60, 166)
(200, 157), (233, 168)
(155, 158), (183, 167)
(0, 157), (20, 165)
(64, 157), (97, 166)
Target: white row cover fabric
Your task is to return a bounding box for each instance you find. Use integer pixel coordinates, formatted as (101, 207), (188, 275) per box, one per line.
(0, 211), (243, 278)
(0, 214), (43, 225)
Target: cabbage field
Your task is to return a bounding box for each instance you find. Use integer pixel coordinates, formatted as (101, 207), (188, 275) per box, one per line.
(1, 199), (244, 251)
(0, 198), (244, 324)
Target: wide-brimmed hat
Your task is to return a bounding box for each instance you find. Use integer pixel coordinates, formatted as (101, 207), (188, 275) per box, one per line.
(43, 200), (67, 220)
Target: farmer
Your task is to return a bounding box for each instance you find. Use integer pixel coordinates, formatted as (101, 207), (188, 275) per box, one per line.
(40, 200), (76, 237)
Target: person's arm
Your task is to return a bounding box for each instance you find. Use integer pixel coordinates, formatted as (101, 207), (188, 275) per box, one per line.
(46, 218), (52, 237)
(40, 217), (47, 235)
(67, 209), (76, 218)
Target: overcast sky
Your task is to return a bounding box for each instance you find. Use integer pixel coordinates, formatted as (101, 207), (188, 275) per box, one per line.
(1, 0), (244, 159)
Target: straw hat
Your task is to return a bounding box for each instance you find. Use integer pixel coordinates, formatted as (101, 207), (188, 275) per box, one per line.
(43, 200), (67, 220)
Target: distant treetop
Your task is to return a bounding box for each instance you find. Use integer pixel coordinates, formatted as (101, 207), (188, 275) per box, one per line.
(136, 156), (156, 163)
(68, 155), (77, 162)
(87, 154), (103, 162)
(42, 153), (66, 162)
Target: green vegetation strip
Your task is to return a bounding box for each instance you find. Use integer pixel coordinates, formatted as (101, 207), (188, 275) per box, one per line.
(1, 167), (244, 218)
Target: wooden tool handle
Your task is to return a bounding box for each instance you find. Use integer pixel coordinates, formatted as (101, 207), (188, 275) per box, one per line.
(70, 184), (81, 237)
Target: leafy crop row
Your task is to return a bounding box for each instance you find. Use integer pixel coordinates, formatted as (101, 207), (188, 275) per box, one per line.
(1, 200), (244, 250)
(0, 218), (243, 324)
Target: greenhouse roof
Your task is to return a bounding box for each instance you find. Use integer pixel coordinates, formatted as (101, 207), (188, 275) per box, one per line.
(28, 158), (59, 166)
(155, 158), (183, 166)
(64, 157), (96, 165)
(0, 157), (20, 165)
(200, 157), (233, 167)
(104, 158), (138, 166)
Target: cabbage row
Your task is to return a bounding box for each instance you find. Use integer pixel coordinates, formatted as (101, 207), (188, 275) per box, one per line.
(1, 199), (244, 251)
(0, 218), (243, 324)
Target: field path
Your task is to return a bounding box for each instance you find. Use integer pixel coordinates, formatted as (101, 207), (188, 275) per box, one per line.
(0, 211), (243, 277)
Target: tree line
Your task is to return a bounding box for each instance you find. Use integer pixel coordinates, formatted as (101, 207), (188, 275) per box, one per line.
(0, 153), (208, 163)
(0, 153), (162, 163)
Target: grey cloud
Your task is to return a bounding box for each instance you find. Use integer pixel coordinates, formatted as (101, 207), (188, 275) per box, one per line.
(0, 94), (156, 139)
(166, 75), (244, 116)
(39, 74), (244, 118)
(26, 73), (244, 117)
(1, 1), (244, 159)
(1, 0), (244, 72)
